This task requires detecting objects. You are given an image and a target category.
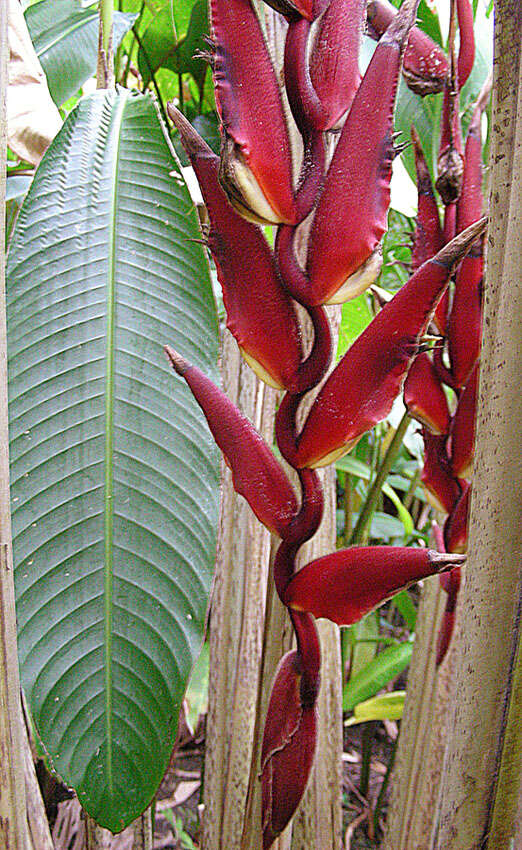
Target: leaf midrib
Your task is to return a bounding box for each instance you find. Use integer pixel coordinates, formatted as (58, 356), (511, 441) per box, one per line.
(32, 7), (99, 60)
(103, 89), (128, 797)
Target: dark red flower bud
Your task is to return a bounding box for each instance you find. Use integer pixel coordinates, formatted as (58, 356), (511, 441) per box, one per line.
(444, 480), (471, 554)
(411, 127), (443, 274)
(367, 0), (448, 95)
(421, 432), (461, 514)
(164, 348), (298, 536)
(168, 107), (303, 392)
(450, 364), (479, 477)
(261, 651), (318, 849)
(404, 352), (451, 435)
(298, 0), (421, 306)
(210, 0), (298, 224)
(283, 547), (465, 625)
(293, 219), (486, 468)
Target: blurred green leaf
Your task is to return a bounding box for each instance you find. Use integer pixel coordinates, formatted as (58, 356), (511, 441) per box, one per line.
(336, 294), (373, 360)
(138, 1), (208, 90)
(349, 613), (379, 679)
(392, 589), (418, 630)
(345, 691), (406, 725)
(26, 1), (137, 105)
(344, 643), (412, 712)
(185, 643), (209, 730)
(335, 456), (414, 538)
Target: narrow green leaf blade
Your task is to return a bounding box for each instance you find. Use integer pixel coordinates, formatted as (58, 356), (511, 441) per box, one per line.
(345, 691), (406, 725)
(26, 0), (137, 105)
(7, 89), (219, 832)
(344, 642), (412, 712)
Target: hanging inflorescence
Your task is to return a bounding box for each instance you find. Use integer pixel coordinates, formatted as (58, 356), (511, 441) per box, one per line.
(164, 0), (484, 845)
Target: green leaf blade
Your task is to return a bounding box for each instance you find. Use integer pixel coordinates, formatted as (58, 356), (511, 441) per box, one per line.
(8, 89), (219, 832)
(26, 0), (137, 105)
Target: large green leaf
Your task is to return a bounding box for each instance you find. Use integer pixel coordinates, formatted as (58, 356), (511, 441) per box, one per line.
(343, 642), (413, 712)
(7, 89), (219, 832)
(138, 1), (208, 89)
(25, 1), (137, 105)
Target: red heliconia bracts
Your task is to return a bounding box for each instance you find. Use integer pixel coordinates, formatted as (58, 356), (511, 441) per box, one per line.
(164, 348), (298, 537)
(261, 651), (318, 849)
(163, 2), (485, 841)
(410, 127), (443, 273)
(293, 220), (485, 468)
(450, 364), (479, 478)
(448, 103), (485, 387)
(210, 0), (298, 224)
(308, 0), (364, 129)
(284, 547), (465, 626)
(444, 480), (471, 554)
(289, 0), (420, 307)
(168, 106), (303, 392)
(404, 352), (450, 435)
(366, 0), (448, 95)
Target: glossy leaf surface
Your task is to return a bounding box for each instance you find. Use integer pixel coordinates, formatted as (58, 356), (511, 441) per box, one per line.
(7, 90), (219, 832)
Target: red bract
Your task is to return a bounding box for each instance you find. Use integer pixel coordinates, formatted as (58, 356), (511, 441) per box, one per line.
(309, 0), (364, 129)
(444, 481), (471, 554)
(411, 127), (443, 273)
(436, 606), (456, 666)
(164, 348), (299, 537)
(456, 0), (475, 87)
(210, 0), (298, 224)
(433, 204), (457, 335)
(449, 108), (484, 385)
(168, 107), (303, 392)
(261, 651), (318, 849)
(421, 432), (461, 514)
(298, 0), (420, 306)
(293, 220), (485, 468)
(450, 364), (479, 477)
(283, 547), (465, 625)
(260, 0), (329, 20)
(366, 0), (448, 95)
(404, 351), (450, 435)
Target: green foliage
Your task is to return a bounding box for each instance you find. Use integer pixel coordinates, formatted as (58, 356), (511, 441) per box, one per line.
(343, 643), (412, 713)
(7, 89), (219, 832)
(25, 0), (136, 105)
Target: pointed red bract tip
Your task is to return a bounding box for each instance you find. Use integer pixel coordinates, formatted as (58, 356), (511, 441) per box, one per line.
(309, 0), (364, 130)
(421, 432), (461, 514)
(456, 0), (475, 88)
(283, 547), (462, 626)
(305, 0), (419, 305)
(450, 365), (479, 477)
(210, 0), (298, 224)
(165, 355), (299, 536)
(367, 0), (448, 95)
(404, 352), (451, 435)
(164, 346), (188, 376)
(169, 107), (303, 392)
(261, 652), (317, 849)
(411, 127), (443, 273)
(444, 481), (471, 554)
(294, 225), (482, 468)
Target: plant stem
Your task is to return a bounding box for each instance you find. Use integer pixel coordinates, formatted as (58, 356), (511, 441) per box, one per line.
(350, 412), (411, 545)
(132, 29), (171, 133)
(403, 467), (420, 511)
(178, 73), (185, 116)
(343, 472), (352, 544)
(360, 721), (377, 800)
(373, 733), (398, 835)
(97, 0), (114, 89)
(121, 1), (145, 87)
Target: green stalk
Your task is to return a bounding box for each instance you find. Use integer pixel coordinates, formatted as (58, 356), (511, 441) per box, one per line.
(350, 412), (411, 545)
(343, 472), (353, 544)
(97, 0), (114, 89)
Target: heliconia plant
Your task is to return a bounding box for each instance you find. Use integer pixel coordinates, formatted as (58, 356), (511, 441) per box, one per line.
(404, 58), (490, 665)
(164, 0), (486, 842)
